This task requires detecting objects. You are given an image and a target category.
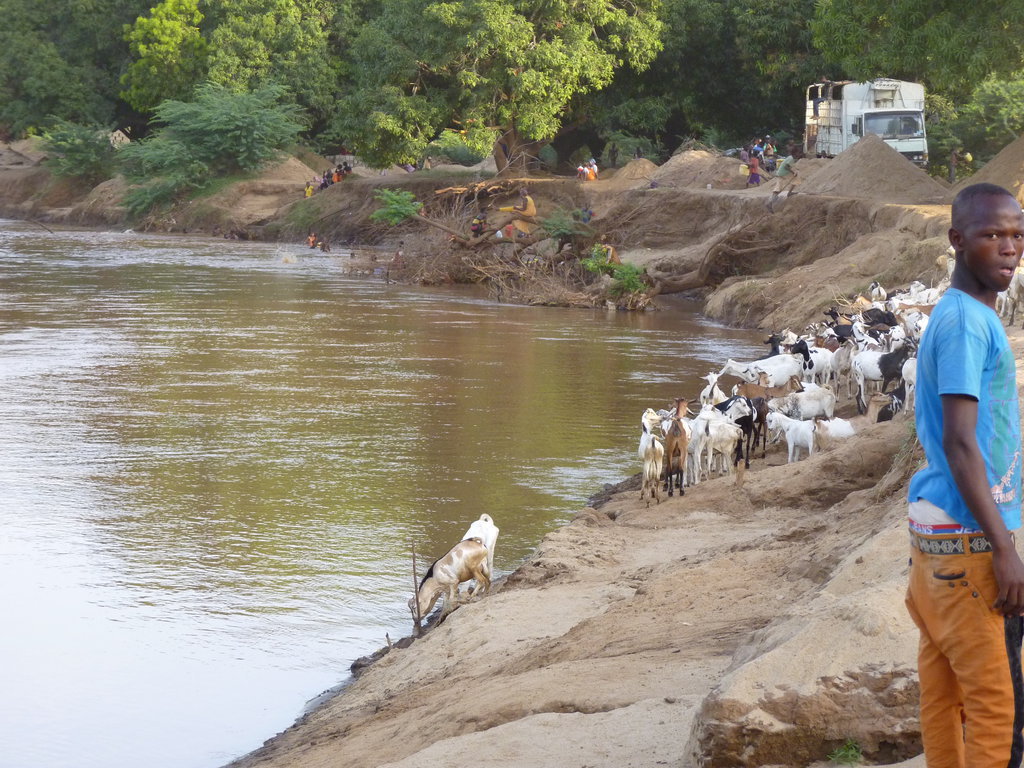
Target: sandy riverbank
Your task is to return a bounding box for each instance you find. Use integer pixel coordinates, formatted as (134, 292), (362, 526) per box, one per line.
(8, 135), (1024, 766)
(225, 318), (1024, 768)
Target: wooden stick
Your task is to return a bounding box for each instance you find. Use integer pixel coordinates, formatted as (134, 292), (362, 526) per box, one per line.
(411, 540), (422, 636)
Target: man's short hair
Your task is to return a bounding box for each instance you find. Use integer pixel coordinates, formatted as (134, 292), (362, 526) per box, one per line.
(951, 182), (1018, 231)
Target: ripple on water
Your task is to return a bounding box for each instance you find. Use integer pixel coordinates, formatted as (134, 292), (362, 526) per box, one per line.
(0, 222), (767, 768)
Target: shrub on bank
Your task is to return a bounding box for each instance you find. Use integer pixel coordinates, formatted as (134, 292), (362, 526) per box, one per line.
(118, 83), (306, 215)
(40, 120), (117, 185)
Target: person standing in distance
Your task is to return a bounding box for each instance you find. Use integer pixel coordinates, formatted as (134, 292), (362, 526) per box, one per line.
(907, 182), (1024, 768)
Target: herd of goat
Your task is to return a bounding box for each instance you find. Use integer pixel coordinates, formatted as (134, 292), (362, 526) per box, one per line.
(407, 253), (1024, 618)
(637, 270), (970, 506)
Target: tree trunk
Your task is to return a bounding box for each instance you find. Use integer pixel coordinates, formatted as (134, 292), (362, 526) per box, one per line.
(492, 126), (545, 176)
(647, 270), (705, 296)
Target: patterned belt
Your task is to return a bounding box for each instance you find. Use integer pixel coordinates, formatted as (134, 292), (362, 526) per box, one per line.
(910, 530), (993, 555)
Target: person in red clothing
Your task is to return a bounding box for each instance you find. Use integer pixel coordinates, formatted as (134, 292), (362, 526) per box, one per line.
(746, 154), (761, 187)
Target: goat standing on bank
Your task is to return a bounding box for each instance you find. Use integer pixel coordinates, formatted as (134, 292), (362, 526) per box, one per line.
(765, 411), (815, 463)
(409, 538), (491, 623)
(462, 513), (499, 578)
(639, 408), (665, 506)
(662, 398), (690, 497)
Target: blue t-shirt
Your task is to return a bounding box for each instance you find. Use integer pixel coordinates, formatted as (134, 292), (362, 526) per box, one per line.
(908, 288), (1022, 530)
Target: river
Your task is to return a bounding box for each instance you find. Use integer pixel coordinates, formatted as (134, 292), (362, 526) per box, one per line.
(0, 222), (765, 768)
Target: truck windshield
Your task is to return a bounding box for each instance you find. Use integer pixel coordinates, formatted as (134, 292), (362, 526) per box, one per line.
(864, 112), (925, 139)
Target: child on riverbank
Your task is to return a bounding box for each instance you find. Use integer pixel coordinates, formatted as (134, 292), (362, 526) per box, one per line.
(746, 155), (761, 187)
(906, 182), (1024, 767)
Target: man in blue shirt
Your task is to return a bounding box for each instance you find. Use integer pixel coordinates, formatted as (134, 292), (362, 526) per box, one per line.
(907, 182), (1024, 767)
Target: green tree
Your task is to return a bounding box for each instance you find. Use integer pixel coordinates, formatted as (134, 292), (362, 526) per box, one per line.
(333, 0), (664, 171)
(587, 0), (827, 158)
(121, 0), (210, 113)
(811, 0), (1024, 95)
(41, 120), (118, 184)
(205, 0), (342, 125)
(0, 0), (150, 136)
(118, 82), (306, 214)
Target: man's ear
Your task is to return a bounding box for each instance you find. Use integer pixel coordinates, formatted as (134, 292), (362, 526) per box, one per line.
(948, 227), (964, 255)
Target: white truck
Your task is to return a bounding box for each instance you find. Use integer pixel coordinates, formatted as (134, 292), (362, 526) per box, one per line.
(804, 78), (928, 167)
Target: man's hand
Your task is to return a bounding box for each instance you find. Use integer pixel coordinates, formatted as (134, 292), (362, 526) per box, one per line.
(992, 546), (1024, 615)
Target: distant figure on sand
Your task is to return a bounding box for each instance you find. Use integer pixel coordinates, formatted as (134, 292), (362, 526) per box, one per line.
(746, 155), (761, 187)
(768, 148), (802, 211)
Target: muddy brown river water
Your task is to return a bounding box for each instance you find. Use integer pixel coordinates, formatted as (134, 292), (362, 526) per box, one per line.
(0, 221), (766, 768)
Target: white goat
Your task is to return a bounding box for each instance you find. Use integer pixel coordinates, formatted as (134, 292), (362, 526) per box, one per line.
(639, 409), (665, 506)
(1003, 268), (1024, 326)
(766, 411), (815, 463)
(768, 385), (836, 420)
(902, 357), (917, 413)
(692, 404), (742, 478)
(698, 372), (727, 405)
(409, 538), (490, 621)
(720, 353), (803, 387)
(462, 514), (499, 578)
(813, 417), (856, 451)
(832, 342), (856, 400)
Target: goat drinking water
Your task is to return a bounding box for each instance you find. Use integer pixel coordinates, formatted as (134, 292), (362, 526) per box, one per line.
(462, 513), (499, 577)
(409, 538), (491, 623)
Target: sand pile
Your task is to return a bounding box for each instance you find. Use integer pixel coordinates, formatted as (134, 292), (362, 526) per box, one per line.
(650, 149), (747, 190)
(265, 156), (320, 186)
(599, 157), (658, 190)
(799, 134), (949, 204)
(953, 135), (1024, 202)
(614, 157), (658, 180)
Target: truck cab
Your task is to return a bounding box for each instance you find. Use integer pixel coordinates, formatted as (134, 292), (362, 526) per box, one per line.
(805, 78), (928, 167)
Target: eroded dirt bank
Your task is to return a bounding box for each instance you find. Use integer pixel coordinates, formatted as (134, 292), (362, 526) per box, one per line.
(227, 417), (929, 768)
(1, 138), (1004, 767)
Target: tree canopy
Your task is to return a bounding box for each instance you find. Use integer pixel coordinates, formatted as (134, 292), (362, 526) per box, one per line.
(812, 0), (1024, 96)
(331, 0), (664, 170)
(7, 0), (1024, 176)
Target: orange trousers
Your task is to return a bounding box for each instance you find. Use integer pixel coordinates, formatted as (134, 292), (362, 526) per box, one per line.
(906, 543), (1024, 768)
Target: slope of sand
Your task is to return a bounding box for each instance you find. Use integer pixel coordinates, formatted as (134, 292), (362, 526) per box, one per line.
(953, 134), (1024, 203)
(225, 417), (936, 768)
(799, 134), (949, 204)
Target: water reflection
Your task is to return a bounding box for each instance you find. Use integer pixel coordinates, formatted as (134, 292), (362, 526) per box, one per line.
(0, 222), (765, 768)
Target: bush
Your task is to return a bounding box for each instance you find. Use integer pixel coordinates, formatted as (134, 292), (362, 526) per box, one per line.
(581, 245), (646, 297)
(117, 82), (306, 215)
(427, 129), (488, 166)
(369, 188), (422, 225)
(40, 120), (116, 185)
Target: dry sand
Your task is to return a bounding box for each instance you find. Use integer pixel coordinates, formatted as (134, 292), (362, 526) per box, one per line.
(798, 134), (949, 205)
(953, 134), (1024, 204)
(7, 135), (1024, 766)
(651, 149), (749, 191)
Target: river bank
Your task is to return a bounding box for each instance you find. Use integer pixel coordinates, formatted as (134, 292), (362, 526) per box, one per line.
(225, 324), (1024, 768)
(1, 137), (1010, 766)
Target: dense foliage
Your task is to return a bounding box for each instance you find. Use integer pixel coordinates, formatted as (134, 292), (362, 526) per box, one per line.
(117, 83), (304, 213)
(7, 0), (1024, 179)
(41, 121), (118, 185)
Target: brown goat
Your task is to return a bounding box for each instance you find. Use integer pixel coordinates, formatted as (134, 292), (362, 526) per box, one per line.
(734, 373), (804, 401)
(662, 397), (689, 497)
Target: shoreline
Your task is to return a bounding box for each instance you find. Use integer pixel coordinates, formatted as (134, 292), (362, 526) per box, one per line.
(1, 150), (976, 766)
